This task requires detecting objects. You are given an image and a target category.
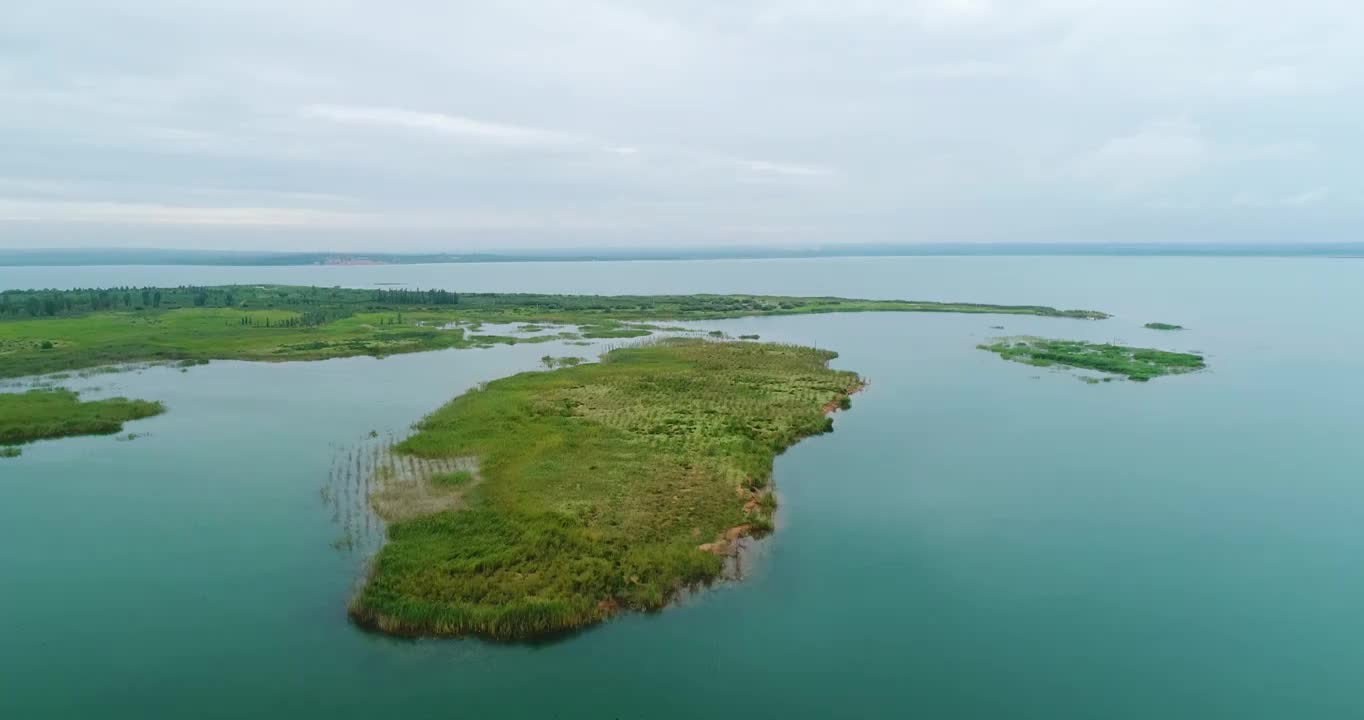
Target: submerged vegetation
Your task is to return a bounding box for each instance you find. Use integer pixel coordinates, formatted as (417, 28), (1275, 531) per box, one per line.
(979, 337), (1206, 381)
(349, 338), (861, 640)
(1144, 322), (1185, 330)
(0, 284), (1106, 378)
(0, 388), (165, 445)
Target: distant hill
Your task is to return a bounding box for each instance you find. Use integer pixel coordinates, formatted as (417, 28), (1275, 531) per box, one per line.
(0, 243), (1360, 267)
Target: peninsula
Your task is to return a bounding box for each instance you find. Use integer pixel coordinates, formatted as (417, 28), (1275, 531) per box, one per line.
(0, 285), (1107, 379)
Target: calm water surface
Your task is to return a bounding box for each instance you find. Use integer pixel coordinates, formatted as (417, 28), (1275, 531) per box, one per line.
(2, 257), (1362, 718)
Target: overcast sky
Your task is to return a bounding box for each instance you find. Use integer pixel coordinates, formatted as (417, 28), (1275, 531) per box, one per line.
(3, 1), (1360, 251)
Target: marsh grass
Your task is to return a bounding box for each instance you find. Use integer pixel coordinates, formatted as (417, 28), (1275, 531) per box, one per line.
(0, 388), (165, 444)
(349, 338), (862, 640)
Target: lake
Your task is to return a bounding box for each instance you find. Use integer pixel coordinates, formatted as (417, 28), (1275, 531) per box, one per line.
(3, 256), (1362, 718)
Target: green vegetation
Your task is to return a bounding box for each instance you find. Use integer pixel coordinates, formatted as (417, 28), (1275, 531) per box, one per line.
(1144, 322), (1184, 330)
(540, 355), (585, 369)
(349, 339), (861, 639)
(433, 470), (476, 487)
(0, 285), (1106, 379)
(979, 337), (1206, 381)
(0, 389), (165, 445)
(0, 446), (20, 458)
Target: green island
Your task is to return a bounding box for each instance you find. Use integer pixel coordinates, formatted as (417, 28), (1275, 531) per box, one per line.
(0, 388), (165, 451)
(1144, 322), (1184, 330)
(349, 338), (861, 639)
(979, 337), (1206, 381)
(0, 285), (1106, 379)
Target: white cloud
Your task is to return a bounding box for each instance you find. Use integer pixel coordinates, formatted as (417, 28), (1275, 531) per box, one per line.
(1072, 120), (1210, 192)
(1184, 187), (1332, 211)
(758, 0), (996, 29)
(894, 61), (1017, 79)
(300, 103), (834, 186)
(0, 0), (1358, 249)
(1235, 140), (1319, 163)
(1283, 187), (1331, 207)
(0, 199), (366, 227)
(737, 160), (832, 178)
(300, 104), (587, 149)
(0, 197), (636, 232)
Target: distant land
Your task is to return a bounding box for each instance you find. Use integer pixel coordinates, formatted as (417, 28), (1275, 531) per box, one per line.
(0, 243), (1361, 267)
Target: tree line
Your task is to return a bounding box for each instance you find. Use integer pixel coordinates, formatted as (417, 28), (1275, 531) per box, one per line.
(0, 285), (459, 319)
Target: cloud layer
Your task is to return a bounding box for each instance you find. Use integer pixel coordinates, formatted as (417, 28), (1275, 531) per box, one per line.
(2, 0), (1360, 250)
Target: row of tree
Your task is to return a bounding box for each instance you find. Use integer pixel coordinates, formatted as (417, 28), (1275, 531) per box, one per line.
(1, 284), (461, 319)
(370, 288), (459, 305)
(236, 310), (337, 328)
(0, 286), (201, 317)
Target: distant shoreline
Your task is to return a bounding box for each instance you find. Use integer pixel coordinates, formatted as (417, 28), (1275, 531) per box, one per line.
(1, 243), (1362, 267)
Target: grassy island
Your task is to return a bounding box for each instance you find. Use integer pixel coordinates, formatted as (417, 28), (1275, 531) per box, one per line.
(349, 338), (861, 639)
(0, 285), (1106, 379)
(1144, 322), (1184, 331)
(0, 388), (165, 447)
(979, 337), (1206, 381)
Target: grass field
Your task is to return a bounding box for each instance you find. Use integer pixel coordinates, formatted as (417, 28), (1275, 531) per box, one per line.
(348, 338), (861, 639)
(0, 285), (1107, 379)
(0, 388), (165, 446)
(979, 337), (1206, 381)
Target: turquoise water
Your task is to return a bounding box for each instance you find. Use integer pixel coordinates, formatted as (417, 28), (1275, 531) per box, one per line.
(2, 257), (1362, 718)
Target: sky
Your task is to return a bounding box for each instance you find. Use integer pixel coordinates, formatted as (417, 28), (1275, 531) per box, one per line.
(2, 1), (1361, 251)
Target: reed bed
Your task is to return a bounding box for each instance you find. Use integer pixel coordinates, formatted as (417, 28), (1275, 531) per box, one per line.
(322, 430), (484, 556)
